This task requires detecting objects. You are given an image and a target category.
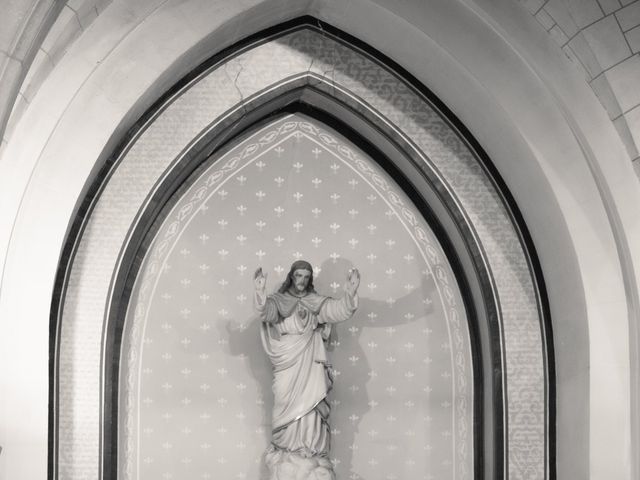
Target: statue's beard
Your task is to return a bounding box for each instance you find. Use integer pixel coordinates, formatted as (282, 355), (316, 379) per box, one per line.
(289, 281), (310, 295)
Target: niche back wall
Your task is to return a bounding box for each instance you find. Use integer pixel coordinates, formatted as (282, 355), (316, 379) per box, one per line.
(120, 114), (473, 480)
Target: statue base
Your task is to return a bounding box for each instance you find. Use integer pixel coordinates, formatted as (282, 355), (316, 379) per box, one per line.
(264, 445), (335, 480)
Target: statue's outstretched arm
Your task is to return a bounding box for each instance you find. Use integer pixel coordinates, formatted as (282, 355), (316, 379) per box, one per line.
(318, 268), (360, 324)
(345, 268), (360, 297)
(253, 267), (278, 323)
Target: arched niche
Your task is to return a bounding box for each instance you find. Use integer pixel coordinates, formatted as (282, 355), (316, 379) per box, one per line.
(53, 24), (549, 480)
(119, 112), (476, 480)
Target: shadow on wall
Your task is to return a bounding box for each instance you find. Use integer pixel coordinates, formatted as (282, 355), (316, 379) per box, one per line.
(222, 256), (433, 477)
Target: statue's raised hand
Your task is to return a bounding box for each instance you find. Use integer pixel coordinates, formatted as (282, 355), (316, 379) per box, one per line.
(345, 268), (360, 296)
(254, 267), (267, 293)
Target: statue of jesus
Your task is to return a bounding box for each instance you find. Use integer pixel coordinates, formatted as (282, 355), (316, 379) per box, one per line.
(254, 260), (360, 480)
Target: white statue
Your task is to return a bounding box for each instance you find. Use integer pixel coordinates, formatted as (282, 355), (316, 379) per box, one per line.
(254, 260), (360, 480)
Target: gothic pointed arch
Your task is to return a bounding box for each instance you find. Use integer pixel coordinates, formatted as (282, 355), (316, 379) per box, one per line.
(52, 20), (551, 480)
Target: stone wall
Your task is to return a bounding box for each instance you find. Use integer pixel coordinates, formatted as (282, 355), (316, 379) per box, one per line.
(521, 0), (640, 177)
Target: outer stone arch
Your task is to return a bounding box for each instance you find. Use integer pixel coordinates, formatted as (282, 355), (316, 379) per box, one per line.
(53, 23), (549, 480)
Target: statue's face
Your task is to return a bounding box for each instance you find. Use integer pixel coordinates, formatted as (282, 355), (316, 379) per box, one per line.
(292, 269), (312, 293)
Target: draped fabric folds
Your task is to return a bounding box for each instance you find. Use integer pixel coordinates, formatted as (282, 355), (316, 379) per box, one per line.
(255, 289), (357, 467)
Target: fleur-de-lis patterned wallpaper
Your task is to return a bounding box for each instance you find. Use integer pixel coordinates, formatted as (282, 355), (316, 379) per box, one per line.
(121, 114), (473, 480)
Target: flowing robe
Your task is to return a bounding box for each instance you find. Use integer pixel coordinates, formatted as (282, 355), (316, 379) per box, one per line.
(254, 288), (358, 458)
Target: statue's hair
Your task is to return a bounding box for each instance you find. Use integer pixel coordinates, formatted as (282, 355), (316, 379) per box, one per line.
(278, 260), (316, 294)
